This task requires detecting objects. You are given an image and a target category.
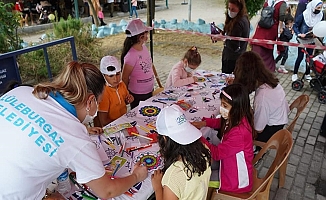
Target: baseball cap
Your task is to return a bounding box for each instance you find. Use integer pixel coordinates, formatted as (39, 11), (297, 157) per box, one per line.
(100, 56), (121, 76)
(125, 19), (153, 37)
(156, 105), (202, 145)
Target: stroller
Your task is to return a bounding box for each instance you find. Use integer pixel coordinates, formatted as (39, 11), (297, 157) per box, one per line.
(292, 45), (326, 104)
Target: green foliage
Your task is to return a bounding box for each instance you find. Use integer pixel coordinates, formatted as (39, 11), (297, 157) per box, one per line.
(0, 2), (22, 53)
(18, 17), (102, 83)
(245, 0), (265, 19)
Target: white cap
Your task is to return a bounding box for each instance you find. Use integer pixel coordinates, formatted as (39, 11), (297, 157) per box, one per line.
(125, 19), (153, 37)
(156, 105), (202, 145)
(100, 56), (121, 75)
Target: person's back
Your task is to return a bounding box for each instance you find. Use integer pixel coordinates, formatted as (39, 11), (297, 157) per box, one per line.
(0, 86), (103, 199)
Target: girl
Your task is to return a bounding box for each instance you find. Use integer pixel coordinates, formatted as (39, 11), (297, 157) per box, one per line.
(192, 84), (255, 193)
(165, 46), (201, 88)
(221, 0), (250, 74)
(233, 51), (289, 144)
(152, 105), (211, 200)
(292, 0), (323, 82)
(121, 19), (154, 109)
(98, 6), (107, 26)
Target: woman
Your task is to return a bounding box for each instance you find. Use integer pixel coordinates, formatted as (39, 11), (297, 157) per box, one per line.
(0, 61), (148, 199)
(121, 19), (154, 109)
(251, 0), (287, 72)
(292, 0), (323, 82)
(221, 0), (250, 74)
(233, 51), (289, 143)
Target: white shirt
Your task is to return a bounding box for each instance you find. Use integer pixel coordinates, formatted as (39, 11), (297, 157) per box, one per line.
(0, 86), (105, 199)
(254, 83), (289, 131)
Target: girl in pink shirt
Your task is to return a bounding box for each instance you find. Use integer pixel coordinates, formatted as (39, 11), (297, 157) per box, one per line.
(165, 46), (202, 88)
(121, 19), (154, 109)
(98, 6), (106, 26)
(192, 84), (255, 193)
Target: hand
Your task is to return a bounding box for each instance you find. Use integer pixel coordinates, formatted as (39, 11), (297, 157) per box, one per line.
(191, 121), (206, 129)
(132, 162), (148, 182)
(187, 72), (193, 77)
(125, 94), (134, 104)
(43, 191), (65, 200)
(87, 127), (103, 135)
(225, 76), (234, 85)
(151, 169), (163, 192)
(193, 76), (198, 82)
(298, 33), (306, 38)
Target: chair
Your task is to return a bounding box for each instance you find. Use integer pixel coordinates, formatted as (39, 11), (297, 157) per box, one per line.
(277, 94), (309, 187)
(152, 64), (164, 96)
(211, 129), (293, 200)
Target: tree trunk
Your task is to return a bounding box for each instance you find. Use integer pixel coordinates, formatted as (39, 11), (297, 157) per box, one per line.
(87, 0), (99, 27)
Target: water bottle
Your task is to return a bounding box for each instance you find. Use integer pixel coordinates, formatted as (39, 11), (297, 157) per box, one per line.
(57, 169), (71, 198)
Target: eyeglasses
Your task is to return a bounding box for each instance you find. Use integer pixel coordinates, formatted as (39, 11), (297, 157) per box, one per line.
(107, 66), (116, 72)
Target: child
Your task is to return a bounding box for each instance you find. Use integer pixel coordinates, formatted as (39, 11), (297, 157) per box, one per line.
(275, 14), (294, 74)
(129, 0), (138, 18)
(121, 19), (154, 109)
(98, 6), (107, 26)
(165, 46), (201, 88)
(151, 104), (211, 199)
(96, 56), (134, 127)
(191, 84), (255, 193)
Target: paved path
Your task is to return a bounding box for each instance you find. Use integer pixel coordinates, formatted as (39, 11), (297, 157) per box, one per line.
(20, 0), (326, 199)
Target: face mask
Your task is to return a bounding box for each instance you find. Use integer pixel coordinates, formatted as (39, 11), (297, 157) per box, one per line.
(220, 106), (230, 119)
(184, 64), (194, 73)
(82, 100), (98, 124)
(228, 9), (238, 18)
(313, 9), (321, 14)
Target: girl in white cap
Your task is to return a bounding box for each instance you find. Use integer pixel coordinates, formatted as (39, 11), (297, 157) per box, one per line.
(151, 104), (212, 200)
(121, 19), (154, 109)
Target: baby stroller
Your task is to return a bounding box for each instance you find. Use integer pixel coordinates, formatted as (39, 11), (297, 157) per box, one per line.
(292, 47), (326, 104)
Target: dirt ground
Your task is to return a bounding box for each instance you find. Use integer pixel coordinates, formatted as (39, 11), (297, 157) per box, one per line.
(99, 30), (224, 59)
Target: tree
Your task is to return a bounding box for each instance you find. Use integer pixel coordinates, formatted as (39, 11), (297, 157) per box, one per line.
(245, 0), (265, 19)
(0, 2), (22, 53)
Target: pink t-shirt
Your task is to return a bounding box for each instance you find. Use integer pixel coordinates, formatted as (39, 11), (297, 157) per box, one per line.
(165, 60), (195, 88)
(98, 11), (104, 19)
(124, 45), (154, 94)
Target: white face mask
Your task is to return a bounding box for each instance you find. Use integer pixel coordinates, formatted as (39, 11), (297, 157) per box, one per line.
(220, 106), (230, 119)
(228, 9), (238, 18)
(82, 100), (98, 124)
(184, 63), (194, 73)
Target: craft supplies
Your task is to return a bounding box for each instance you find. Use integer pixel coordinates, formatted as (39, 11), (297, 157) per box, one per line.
(126, 144), (152, 153)
(152, 99), (167, 104)
(131, 132), (153, 141)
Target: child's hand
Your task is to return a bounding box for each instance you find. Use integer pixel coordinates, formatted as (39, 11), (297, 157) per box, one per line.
(125, 94), (134, 104)
(225, 76), (234, 85)
(151, 169), (163, 192)
(191, 121), (206, 129)
(193, 76), (198, 82)
(187, 72), (193, 77)
(87, 127), (103, 135)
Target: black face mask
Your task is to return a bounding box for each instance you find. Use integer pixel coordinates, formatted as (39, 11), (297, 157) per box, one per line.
(313, 9), (321, 14)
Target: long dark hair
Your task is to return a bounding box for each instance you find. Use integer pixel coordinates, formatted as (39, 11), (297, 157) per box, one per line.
(120, 30), (146, 67)
(224, 0), (249, 34)
(219, 84), (256, 139)
(233, 51), (279, 93)
(158, 135), (211, 180)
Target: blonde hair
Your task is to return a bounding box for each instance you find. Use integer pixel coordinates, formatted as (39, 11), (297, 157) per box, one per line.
(33, 61), (105, 106)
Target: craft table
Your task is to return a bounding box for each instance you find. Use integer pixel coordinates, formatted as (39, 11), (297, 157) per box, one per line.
(70, 70), (228, 200)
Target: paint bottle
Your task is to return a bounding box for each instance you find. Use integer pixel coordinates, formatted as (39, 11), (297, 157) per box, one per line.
(57, 168), (72, 198)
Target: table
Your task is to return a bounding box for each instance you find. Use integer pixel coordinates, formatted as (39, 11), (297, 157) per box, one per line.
(70, 70), (228, 200)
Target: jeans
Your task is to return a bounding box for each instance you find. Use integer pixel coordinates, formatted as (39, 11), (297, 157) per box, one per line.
(293, 47), (313, 75)
(130, 6), (138, 18)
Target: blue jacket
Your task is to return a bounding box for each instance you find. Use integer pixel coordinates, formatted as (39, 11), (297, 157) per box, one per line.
(293, 13), (324, 37)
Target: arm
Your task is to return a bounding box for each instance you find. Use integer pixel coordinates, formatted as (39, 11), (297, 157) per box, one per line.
(151, 170), (178, 200)
(122, 63), (133, 87)
(253, 98), (269, 133)
(98, 111), (112, 127)
(171, 66), (195, 87)
(293, 14), (303, 36)
(86, 162), (148, 199)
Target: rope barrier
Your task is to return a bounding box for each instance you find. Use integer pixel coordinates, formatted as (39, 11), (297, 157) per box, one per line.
(154, 27), (326, 50)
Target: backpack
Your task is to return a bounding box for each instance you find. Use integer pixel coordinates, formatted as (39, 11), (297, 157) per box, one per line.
(258, 2), (275, 29)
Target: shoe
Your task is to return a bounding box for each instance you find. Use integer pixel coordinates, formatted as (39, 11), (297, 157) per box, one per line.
(292, 74), (298, 82)
(129, 16), (132, 18)
(305, 74), (312, 81)
(277, 66), (289, 74)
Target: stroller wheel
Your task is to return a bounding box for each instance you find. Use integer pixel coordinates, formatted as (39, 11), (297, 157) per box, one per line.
(318, 89), (326, 104)
(292, 80), (304, 91)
